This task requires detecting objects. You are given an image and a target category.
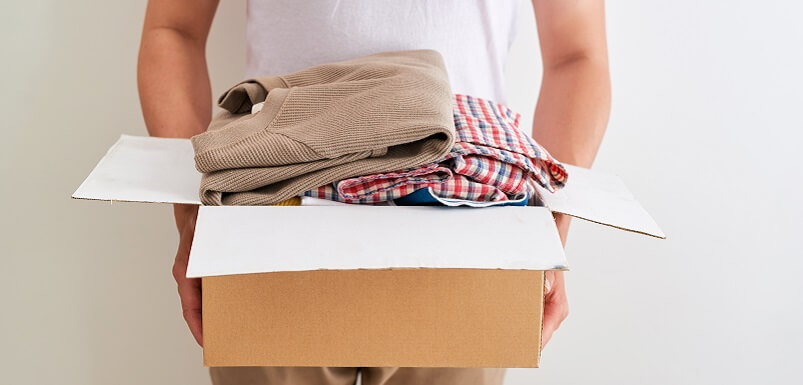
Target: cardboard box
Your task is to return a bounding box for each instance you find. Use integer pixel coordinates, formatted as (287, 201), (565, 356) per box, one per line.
(73, 135), (664, 368)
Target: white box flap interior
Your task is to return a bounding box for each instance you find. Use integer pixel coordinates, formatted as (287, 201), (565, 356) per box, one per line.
(72, 136), (663, 242)
(535, 165), (665, 238)
(72, 135), (201, 204)
(186, 205), (569, 277)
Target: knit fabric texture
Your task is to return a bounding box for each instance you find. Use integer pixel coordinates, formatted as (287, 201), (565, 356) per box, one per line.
(191, 50), (455, 205)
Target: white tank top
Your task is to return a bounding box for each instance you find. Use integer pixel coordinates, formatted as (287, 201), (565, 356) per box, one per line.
(245, 0), (520, 103)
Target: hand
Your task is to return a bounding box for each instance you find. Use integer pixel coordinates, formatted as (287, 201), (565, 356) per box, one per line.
(542, 270), (568, 349)
(542, 213), (571, 349)
(171, 204), (203, 346)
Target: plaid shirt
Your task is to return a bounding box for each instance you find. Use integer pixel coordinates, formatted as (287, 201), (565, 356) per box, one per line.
(303, 94), (568, 203)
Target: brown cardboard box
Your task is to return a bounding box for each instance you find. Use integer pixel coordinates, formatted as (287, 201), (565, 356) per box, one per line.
(72, 135), (663, 368)
(203, 269), (544, 367)
(184, 202), (567, 368)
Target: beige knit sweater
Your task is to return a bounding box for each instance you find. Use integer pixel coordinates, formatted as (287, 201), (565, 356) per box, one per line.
(191, 50), (455, 205)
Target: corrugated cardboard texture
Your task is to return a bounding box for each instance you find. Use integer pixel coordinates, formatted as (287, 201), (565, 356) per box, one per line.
(203, 269), (544, 368)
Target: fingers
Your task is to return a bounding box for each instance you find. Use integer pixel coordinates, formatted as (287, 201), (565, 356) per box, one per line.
(176, 268), (204, 347)
(184, 309), (203, 347)
(541, 271), (568, 350)
(541, 297), (566, 349)
(173, 219), (203, 347)
(179, 278), (204, 346)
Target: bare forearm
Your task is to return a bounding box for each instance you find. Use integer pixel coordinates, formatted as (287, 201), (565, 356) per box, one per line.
(531, 0), (610, 168)
(137, 0), (218, 138)
(532, 58), (610, 168)
(138, 28), (212, 138)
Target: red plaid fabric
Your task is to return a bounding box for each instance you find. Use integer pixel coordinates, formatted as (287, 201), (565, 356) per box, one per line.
(450, 154), (527, 196)
(302, 94), (568, 203)
(303, 184), (342, 202)
(450, 93), (567, 192)
(336, 163), (452, 202)
(430, 173), (509, 202)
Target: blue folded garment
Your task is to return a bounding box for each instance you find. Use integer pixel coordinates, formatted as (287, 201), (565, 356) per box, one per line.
(393, 187), (529, 207)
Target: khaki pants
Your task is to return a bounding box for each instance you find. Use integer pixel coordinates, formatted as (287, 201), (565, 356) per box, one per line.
(210, 367), (506, 385)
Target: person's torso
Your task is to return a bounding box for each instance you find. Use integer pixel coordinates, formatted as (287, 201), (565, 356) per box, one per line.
(245, 0), (520, 103)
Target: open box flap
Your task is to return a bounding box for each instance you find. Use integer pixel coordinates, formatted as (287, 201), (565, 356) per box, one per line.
(186, 205), (569, 277)
(72, 135), (201, 204)
(72, 135), (663, 240)
(535, 165), (665, 238)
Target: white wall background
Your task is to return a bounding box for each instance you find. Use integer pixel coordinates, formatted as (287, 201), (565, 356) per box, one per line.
(1, 1), (801, 384)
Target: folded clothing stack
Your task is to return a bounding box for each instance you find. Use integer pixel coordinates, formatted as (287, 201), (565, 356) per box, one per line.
(191, 50), (567, 207)
(191, 50), (455, 206)
(304, 94), (567, 207)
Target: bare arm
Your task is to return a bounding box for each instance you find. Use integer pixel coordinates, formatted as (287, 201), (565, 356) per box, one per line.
(138, 0), (218, 138)
(532, 0), (610, 169)
(137, 0), (219, 346)
(531, 0), (611, 347)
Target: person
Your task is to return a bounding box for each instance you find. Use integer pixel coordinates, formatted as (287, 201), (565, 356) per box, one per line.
(137, 0), (610, 384)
